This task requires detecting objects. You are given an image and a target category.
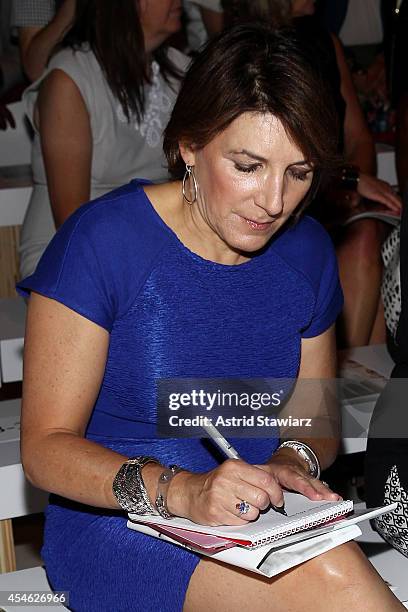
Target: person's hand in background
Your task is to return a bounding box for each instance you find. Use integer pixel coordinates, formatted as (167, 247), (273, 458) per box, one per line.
(357, 173), (402, 214)
(0, 103), (15, 130)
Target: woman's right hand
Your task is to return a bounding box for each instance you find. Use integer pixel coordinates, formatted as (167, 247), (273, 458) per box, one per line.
(166, 459), (284, 526)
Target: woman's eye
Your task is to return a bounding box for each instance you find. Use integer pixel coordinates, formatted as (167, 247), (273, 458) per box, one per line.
(234, 163), (260, 174)
(288, 168), (311, 182)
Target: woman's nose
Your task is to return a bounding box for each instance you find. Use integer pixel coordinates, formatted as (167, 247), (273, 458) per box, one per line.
(255, 181), (284, 218)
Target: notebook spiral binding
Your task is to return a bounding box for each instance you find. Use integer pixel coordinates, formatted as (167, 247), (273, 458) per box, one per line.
(252, 500), (353, 548)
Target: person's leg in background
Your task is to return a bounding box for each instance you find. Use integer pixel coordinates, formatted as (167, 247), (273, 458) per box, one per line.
(336, 218), (388, 347)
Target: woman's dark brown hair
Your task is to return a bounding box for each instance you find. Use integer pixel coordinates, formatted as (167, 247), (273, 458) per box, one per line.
(59, 0), (182, 122)
(163, 24), (341, 209)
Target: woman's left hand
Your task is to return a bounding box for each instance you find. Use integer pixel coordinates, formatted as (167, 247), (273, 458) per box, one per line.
(357, 173), (402, 214)
(256, 450), (342, 502)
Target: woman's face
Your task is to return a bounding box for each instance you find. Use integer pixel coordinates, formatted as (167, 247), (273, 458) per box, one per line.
(180, 112), (314, 263)
(138, 0), (182, 51)
(291, 0), (316, 17)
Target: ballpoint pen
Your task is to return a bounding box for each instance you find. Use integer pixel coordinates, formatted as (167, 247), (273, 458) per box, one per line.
(202, 421), (287, 516)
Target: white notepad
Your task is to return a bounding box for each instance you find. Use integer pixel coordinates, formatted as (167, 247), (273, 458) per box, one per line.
(129, 492), (353, 549)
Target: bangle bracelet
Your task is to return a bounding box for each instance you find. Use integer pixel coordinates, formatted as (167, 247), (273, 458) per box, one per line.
(112, 456), (159, 514)
(277, 441), (321, 479)
(155, 465), (184, 519)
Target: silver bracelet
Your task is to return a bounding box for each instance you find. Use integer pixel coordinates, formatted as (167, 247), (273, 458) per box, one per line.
(112, 456), (159, 514)
(277, 440), (321, 479)
(155, 465), (184, 519)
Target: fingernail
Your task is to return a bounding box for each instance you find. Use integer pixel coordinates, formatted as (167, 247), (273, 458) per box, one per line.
(271, 503), (287, 516)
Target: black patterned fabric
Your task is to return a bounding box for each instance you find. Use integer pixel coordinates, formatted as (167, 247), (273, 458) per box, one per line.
(374, 465), (408, 558)
(365, 194), (408, 555)
(382, 226), (401, 338)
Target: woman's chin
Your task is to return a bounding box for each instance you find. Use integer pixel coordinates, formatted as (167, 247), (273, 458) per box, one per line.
(227, 232), (275, 256)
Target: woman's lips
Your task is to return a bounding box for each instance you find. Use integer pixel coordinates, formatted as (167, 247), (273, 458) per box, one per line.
(244, 217), (273, 231)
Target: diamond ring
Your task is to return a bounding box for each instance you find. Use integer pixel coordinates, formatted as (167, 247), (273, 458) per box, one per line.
(236, 500), (250, 515)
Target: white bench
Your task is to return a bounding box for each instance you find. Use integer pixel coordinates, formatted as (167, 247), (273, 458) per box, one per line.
(0, 298), (25, 385)
(0, 102), (32, 242)
(0, 399), (48, 573)
(376, 143), (398, 187)
(0, 566), (69, 611)
(0, 183), (32, 227)
(340, 344), (394, 454)
(0, 102), (33, 168)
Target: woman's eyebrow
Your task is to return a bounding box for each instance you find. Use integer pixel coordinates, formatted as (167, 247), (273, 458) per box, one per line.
(229, 149), (267, 162)
(230, 149), (311, 167)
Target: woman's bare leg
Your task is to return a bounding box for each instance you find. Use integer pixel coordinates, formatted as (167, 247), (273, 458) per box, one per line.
(336, 219), (387, 348)
(368, 295), (387, 345)
(184, 541), (404, 612)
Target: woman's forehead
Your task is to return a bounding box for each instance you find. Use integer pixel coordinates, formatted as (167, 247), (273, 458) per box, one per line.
(206, 113), (307, 161)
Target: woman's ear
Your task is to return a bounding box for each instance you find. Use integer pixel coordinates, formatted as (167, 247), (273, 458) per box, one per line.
(179, 142), (196, 167)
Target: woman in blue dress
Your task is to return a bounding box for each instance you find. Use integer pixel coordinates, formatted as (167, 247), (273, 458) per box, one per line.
(18, 24), (404, 612)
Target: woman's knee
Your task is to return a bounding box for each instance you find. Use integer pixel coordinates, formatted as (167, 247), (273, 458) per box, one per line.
(304, 541), (375, 589)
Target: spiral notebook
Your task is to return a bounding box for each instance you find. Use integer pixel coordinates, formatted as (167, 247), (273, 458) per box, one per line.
(129, 492), (354, 549)
(128, 496), (397, 577)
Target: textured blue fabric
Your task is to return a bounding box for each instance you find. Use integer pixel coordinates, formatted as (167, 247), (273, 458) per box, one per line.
(17, 180), (343, 612)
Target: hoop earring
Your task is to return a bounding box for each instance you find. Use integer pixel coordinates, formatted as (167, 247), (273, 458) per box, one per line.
(182, 164), (197, 204)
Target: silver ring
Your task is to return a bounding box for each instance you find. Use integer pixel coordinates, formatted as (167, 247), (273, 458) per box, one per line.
(236, 500), (250, 515)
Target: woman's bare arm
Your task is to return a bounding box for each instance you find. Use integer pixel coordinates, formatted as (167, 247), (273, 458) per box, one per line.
(331, 35), (401, 212)
(37, 68), (92, 227)
(271, 325), (340, 476)
(21, 294), (144, 508)
(18, 0), (76, 82)
(331, 34), (375, 175)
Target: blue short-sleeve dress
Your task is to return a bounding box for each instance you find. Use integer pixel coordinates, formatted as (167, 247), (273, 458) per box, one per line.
(17, 179), (343, 612)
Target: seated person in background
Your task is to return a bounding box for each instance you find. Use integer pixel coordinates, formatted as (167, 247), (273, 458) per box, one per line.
(0, 0), (23, 93)
(0, 0), (24, 130)
(317, 0), (392, 136)
(183, 0), (224, 52)
(12, 0), (75, 82)
(222, 0), (401, 348)
(365, 194), (408, 558)
(18, 24), (404, 612)
(18, 0), (188, 280)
